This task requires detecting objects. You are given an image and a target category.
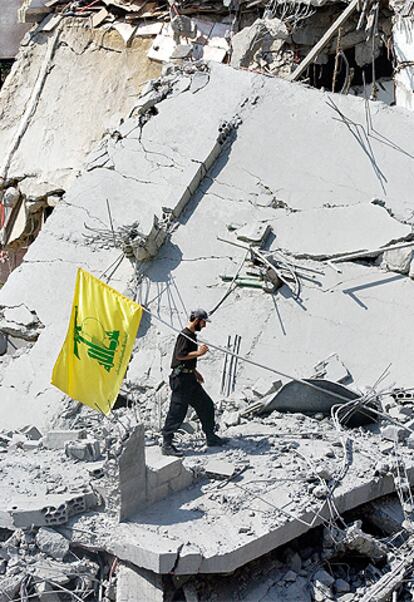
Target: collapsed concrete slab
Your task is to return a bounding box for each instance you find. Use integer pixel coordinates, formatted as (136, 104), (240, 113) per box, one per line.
(1, 63), (414, 429)
(67, 418), (414, 575)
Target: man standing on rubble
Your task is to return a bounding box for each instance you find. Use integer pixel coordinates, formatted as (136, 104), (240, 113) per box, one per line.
(161, 308), (228, 456)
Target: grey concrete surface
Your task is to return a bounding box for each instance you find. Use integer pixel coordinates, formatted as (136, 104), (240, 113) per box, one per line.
(1, 63), (414, 430)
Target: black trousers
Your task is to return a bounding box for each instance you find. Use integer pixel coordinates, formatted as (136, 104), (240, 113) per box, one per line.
(162, 373), (215, 441)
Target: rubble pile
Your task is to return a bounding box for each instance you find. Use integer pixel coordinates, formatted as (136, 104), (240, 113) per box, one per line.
(1, 3), (414, 599)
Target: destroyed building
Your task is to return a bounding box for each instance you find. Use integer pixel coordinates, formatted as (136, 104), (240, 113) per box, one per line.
(1, 0), (414, 600)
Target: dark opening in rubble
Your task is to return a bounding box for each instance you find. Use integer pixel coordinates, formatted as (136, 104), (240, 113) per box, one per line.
(0, 60), (13, 90)
(309, 45), (393, 95)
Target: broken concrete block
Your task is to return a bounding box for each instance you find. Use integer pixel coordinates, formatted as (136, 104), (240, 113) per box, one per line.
(0, 305), (43, 341)
(313, 569), (335, 587)
(334, 578), (350, 593)
(315, 466), (334, 481)
(381, 247), (413, 274)
(221, 410), (240, 427)
(35, 527), (69, 561)
(146, 447), (183, 486)
(230, 18), (288, 70)
(341, 521), (387, 560)
(23, 440), (41, 451)
(312, 580), (332, 602)
(0, 575), (23, 602)
(252, 377), (282, 398)
(312, 353), (351, 384)
(34, 581), (61, 602)
(116, 563), (163, 602)
(119, 425), (146, 521)
(204, 459), (235, 479)
(65, 439), (101, 462)
(20, 425), (42, 440)
(236, 222), (271, 245)
(406, 433), (414, 449)
(381, 424), (409, 442)
(43, 430), (86, 450)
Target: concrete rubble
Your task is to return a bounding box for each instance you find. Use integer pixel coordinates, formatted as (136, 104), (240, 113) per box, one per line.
(1, 3), (414, 600)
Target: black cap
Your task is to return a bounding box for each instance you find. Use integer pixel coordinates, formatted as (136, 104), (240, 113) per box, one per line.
(190, 308), (211, 322)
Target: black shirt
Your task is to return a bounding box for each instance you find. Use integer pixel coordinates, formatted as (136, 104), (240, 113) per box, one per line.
(171, 328), (198, 369)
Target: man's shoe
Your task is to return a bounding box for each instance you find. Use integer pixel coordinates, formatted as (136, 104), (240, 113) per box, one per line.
(161, 442), (184, 457)
(206, 434), (229, 447)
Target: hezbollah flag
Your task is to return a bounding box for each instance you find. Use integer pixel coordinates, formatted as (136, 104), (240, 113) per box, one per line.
(51, 268), (143, 414)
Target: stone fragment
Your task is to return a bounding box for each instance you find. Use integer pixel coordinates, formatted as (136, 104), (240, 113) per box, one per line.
(381, 247), (413, 274)
(221, 410), (240, 427)
(65, 439), (101, 462)
(312, 580), (333, 602)
(20, 425), (42, 440)
(252, 377), (282, 398)
(34, 581), (62, 602)
(313, 353), (351, 384)
(335, 578), (350, 593)
(35, 528), (69, 561)
(204, 460), (235, 479)
(407, 433), (414, 449)
(231, 18), (288, 70)
(0, 305), (43, 341)
(381, 424), (409, 442)
(236, 222), (271, 244)
(283, 570), (297, 582)
(0, 575), (22, 602)
(23, 440), (41, 451)
(374, 461), (390, 476)
(313, 569), (335, 587)
(43, 430), (86, 450)
(316, 466), (334, 481)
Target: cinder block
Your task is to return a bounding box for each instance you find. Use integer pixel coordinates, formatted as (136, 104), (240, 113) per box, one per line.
(145, 447), (183, 485)
(43, 430), (86, 450)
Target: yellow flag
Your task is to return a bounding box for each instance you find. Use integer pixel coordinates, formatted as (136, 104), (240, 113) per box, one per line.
(51, 268), (143, 414)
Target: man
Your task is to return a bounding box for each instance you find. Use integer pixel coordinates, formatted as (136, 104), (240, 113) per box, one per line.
(161, 308), (227, 456)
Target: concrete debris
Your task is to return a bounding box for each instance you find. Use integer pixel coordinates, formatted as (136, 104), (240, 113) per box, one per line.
(204, 459), (236, 478)
(312, 353), (351, 384)
(381, 424), (409, 442)
(0, 305), (43, 341)
(328, 521), (388, 561)
(230, 18), (289, 71)
(381, 246), (414, 274)
(43, 430), (87, 450)
(35, 527), (70, 560)
(3, 6), (414, 600)
(116, 563), (163, 602)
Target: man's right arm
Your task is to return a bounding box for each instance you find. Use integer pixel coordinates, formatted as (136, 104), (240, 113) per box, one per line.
(176, 344), (208, 361)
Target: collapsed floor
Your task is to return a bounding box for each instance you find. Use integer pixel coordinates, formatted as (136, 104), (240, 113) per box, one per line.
(1, 18), (414, 602)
